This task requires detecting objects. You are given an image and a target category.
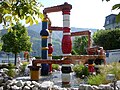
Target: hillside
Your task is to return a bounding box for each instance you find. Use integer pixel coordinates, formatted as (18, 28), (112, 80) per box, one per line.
(0, 23), (97, 57)
(27, 23), (98, 56)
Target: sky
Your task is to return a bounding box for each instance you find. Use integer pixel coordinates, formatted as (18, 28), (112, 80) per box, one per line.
(0, 0), (119, 30)
(39, 0), (120, 29)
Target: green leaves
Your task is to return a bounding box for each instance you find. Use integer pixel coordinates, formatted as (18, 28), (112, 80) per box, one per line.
(93, 29), (120, 50)
(0, 0), (44, 28)
(1, 23), (32, 54)
(73, 36), (88, 55)
(112, 4), (120, 23)
(5, 16), (12, 22)
(112, 4), (120, 10)
(102, 0), (110, 1)
(116, 13), (120, 23)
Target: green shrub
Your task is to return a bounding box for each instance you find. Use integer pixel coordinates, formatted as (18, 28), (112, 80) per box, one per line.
(52, 64), (59, 70)
(6, 69), (16, 77)
(88, 74), (106, 85)
(20, 62), (28, 73)
(52, 56), (62, 59)
(88, 62), (120, 85)
(7, 63), (16, 69)
(99, 62), (120, 80)
(82, 66), (89, 76)
(35, 56), (41, 59)
(73, 64), (89, 77)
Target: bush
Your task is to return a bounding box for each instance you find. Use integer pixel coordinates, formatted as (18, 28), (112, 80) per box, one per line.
(20, 62), (29, 73)
(88, 74), (107, 85)
(52, 56), (62, 59)
(88, 62), (120, 85)
(99, 62), (120, 80)
(6, 69), (16, 77)
(73, 64), (89, 77)
(35, 56), (41, 59)
(52, 64), (59, 70)
(7, 63), (16, 69)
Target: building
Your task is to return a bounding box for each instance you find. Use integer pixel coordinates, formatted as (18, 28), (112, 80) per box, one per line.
(106, 49), (120, 63)
(104, 14), (120, 30)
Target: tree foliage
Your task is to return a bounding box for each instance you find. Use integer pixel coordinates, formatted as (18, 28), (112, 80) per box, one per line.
(0, 0), (44, 28)
(1, 23), (32, 65)
(93, 29), (120, 50)
(73, 36), (88, 55)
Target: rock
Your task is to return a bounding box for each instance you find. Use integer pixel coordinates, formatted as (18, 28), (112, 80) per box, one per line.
(79, 84), (85, 90)
(0, 86), (3, 90)
(0, 73), (2, 77)
(12, 80), (18, 86)
(3, 76), (13, 83)
(5, 80), (12, 85)
(0, 77), (4, 84)
(79, 84), (92, 90)
(92, 85), (99, 90)
(52, 85), (61, 90)
(32, 86), (39, 90)
(99, 84), (113, 90)
(24, 81), (31, 87)
(3, 68), (9, 72)
(87, 85), (94, 90)
(7, 84), (11, 89)
(16, 80), (24, 87)
(58, 88), (67, 90)
(23, 85), (30, 90)
(31, 81), (40, 87)
(0, 69), (4, 73)
(70, 87), (79, 90)
(41, 81), (54, 88)
(11, 85), (20, 90)
(117, 81), (120, 89)
(30, 85), (34, 88)
(40, 81), (54, 90)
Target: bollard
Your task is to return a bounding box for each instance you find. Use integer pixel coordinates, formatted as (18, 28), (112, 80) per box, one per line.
(28, 66), (40, 81)
(61, 64), (72, 84)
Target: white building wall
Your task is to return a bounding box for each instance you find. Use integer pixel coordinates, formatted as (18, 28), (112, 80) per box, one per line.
(106, 49), (120, 63)
(105, 23), (120, 30)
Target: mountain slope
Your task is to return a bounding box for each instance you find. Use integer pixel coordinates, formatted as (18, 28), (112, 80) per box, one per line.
(0, 23), (97, 57)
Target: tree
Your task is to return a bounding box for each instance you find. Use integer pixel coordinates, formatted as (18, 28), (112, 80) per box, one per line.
(0, 0), (44, 28)
(73, 36), (88, 55)
(0, 36), (2, 51)
(93, 28), (120, 50)
(1, 23), (32, 65)
(102, 0), (120, 23)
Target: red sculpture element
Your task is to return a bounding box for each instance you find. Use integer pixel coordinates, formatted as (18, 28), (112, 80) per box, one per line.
(48, 43), (53, 54)
(99, 47), (105, 55)
(48, 43), (54, 73)
(43, 2), (72, 14)
(24, 51), (29, 59)
(62, 27), (72, 54)
(88, 64), (94, 73)
(48, 26), (64, 31)
(87, 46), (104, 55)
(71, 30), (91, 48)
(32, 59), (72, 66)
(62, 9), (70, 15)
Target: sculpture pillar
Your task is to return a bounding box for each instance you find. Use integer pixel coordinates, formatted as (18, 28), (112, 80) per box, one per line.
(48, 32), (53, 73)
(61, 3), (72, 84)
(40, 15), (49, 76)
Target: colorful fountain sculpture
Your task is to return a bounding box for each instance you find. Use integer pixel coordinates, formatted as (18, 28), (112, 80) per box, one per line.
(42, 2), (72, 84)
(29, 2), (106, 84)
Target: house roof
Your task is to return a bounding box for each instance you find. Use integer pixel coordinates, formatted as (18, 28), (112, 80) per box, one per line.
(104, 14), (117, 27)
